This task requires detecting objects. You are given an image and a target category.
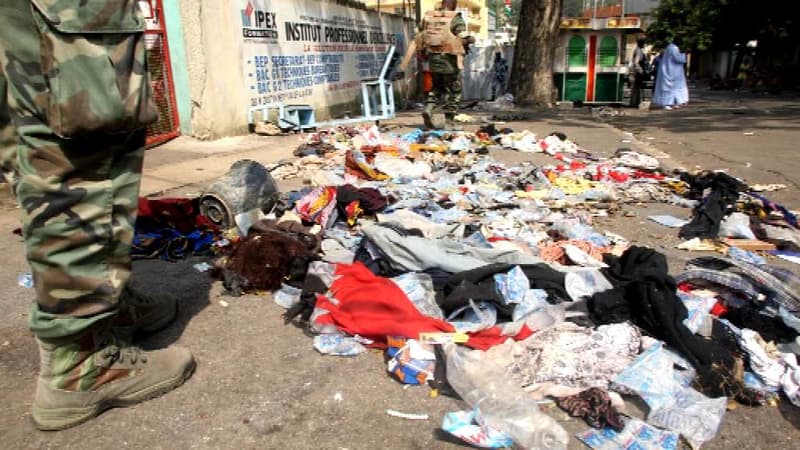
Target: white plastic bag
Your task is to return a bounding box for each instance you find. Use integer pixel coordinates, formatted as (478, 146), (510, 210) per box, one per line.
(444, 344), (569, 449)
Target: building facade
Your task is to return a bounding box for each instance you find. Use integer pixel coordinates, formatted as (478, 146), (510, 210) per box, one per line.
(363, 0), (491, 40)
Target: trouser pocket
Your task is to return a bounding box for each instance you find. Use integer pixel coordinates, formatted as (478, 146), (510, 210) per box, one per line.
(31, 0), (158, 137)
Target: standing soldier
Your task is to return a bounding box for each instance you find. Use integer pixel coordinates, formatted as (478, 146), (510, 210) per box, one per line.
(0, 0), (195, 430)
(401, 0), (474, 130)
(490, 51), (509, 101)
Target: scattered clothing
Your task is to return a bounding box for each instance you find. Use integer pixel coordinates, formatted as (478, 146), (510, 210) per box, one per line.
(505, 322), (641, 391)
(589, 247), (755, 401)
(362, 224), (542, 274)
(679, 172), (747, 239)
(556, 387), (624, 430)
(132, 198), (218, 261)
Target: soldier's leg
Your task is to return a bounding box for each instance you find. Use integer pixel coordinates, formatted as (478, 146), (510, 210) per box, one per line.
(0, 66), (17, 191)
(0, 0), (193, 430)
(423, 72), (445, 129)
(443, 71), (463, 131)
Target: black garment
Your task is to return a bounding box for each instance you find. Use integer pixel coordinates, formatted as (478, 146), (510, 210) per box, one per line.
(679, 172), (748, 239)
(439, 263), (515, 320)
(429, 344), (458, 397)
(423, 268), (455, 291)
(354, 236), (410, 278)
(519, 264), (571, 303)
(283, 273), (328, 324)
(630, 73), (645, 108)
(335, 184), (388, 215)
(589, 247), (757, 403)
(436, 263), (571, 320)
(724, 306), (799, 344)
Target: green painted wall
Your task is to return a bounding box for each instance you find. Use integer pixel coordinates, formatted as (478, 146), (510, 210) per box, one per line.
(162, 0), (192, 134)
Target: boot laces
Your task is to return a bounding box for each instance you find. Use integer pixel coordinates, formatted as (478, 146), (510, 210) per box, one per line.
(96, 329), (148, 365)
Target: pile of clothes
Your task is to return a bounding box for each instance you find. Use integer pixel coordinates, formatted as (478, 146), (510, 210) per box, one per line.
(132, 124), (800, 449)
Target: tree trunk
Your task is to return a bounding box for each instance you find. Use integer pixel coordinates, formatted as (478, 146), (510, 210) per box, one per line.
(509, 0), (563, 106)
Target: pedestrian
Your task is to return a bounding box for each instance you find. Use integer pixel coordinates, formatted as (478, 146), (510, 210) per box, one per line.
(628, 38), (648, 107)
(400, 0), (474, 130)
(650, 48), (662, 94)
(490, 51), (508, 101)
(652, 37), (689, 109)
(0, 0), (195, 430)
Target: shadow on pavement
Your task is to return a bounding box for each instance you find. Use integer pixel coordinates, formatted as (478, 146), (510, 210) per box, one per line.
(129, 257), (213, 349)
(609, 93), (800, 135)
(779, 398), (800, 430)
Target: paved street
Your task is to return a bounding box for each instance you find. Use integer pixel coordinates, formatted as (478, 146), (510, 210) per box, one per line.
(1, 91), (799, 449)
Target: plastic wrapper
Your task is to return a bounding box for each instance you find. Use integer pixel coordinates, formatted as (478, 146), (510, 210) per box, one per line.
(313, 333), (368, 357)
(447, 300), (497, 333)
(390, 272), (444, 319)
(648, 215), (690, 228)
(273, 283), (302, 308)
(494, 266), (530, 305)
(677, 291), (718, 334)
(613, 342), (726, 449)
(442, 408), (514, 448)
(577, 417), (679, 450)
(444, 344), (569, 449)
(564, 269), (614, 301)
(718, 212), (756, 239)
(512, 289), (550, 322)
(551, 220), (610, 247)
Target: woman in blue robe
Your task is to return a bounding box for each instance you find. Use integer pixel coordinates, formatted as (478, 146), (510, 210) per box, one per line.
(652, 39), (689, 109)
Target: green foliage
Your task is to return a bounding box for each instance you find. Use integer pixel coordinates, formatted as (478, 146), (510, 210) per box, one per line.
(490, 0), (522, 26)
(649, 0), (800, 52)
(647, 0), (718, 51)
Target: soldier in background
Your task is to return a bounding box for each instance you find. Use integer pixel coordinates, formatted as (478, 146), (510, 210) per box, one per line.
(401, 0), (474, 130)
(491, 51), (509, 101)
(0, 0), (194, 430)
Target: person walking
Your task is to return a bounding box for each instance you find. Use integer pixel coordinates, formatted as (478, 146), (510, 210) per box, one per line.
(629, 38), (648, 107)
(652, 38), (689, 109)
(400, 0), (474, 130)
(490, 51), (508, 101)
(0, 0), (195, 430)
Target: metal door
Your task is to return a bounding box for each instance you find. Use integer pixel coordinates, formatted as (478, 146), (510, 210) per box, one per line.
(140, 0), (180, 147)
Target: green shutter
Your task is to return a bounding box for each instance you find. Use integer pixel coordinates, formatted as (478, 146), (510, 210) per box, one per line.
(598, 36), (618, 67)
(567, 35), (587, 67)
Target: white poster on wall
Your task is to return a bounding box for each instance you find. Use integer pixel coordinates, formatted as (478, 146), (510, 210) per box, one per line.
(234, 0), (410, 110)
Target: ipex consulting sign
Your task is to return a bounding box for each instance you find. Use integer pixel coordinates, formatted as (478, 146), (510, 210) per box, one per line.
(241, 0), (279, 40)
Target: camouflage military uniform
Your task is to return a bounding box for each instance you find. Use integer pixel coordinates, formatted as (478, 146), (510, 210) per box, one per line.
(424, 12), (466, 126)
(0, 0), (158, 338)
(0, 0), (193, 430)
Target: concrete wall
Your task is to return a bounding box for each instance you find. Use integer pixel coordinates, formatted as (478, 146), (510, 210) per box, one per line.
(177, 1), (250, 139)
(172, 0), (414, 139)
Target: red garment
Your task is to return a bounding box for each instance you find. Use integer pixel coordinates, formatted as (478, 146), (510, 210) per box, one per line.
(314, 263), (453, 347)
(137, 197), (216, 234)
(313, 263), (534, 349)
(465, 324), (535, 350)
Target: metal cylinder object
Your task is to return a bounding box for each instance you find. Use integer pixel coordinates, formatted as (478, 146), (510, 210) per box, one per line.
(199, 160), (278, 230)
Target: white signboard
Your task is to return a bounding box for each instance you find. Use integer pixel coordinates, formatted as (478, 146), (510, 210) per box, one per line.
(234, 0), (410, 110)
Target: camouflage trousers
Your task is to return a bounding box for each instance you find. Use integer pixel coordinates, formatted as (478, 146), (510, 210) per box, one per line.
(426, 71), (463, 116)
(0, 0), (147, 339)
